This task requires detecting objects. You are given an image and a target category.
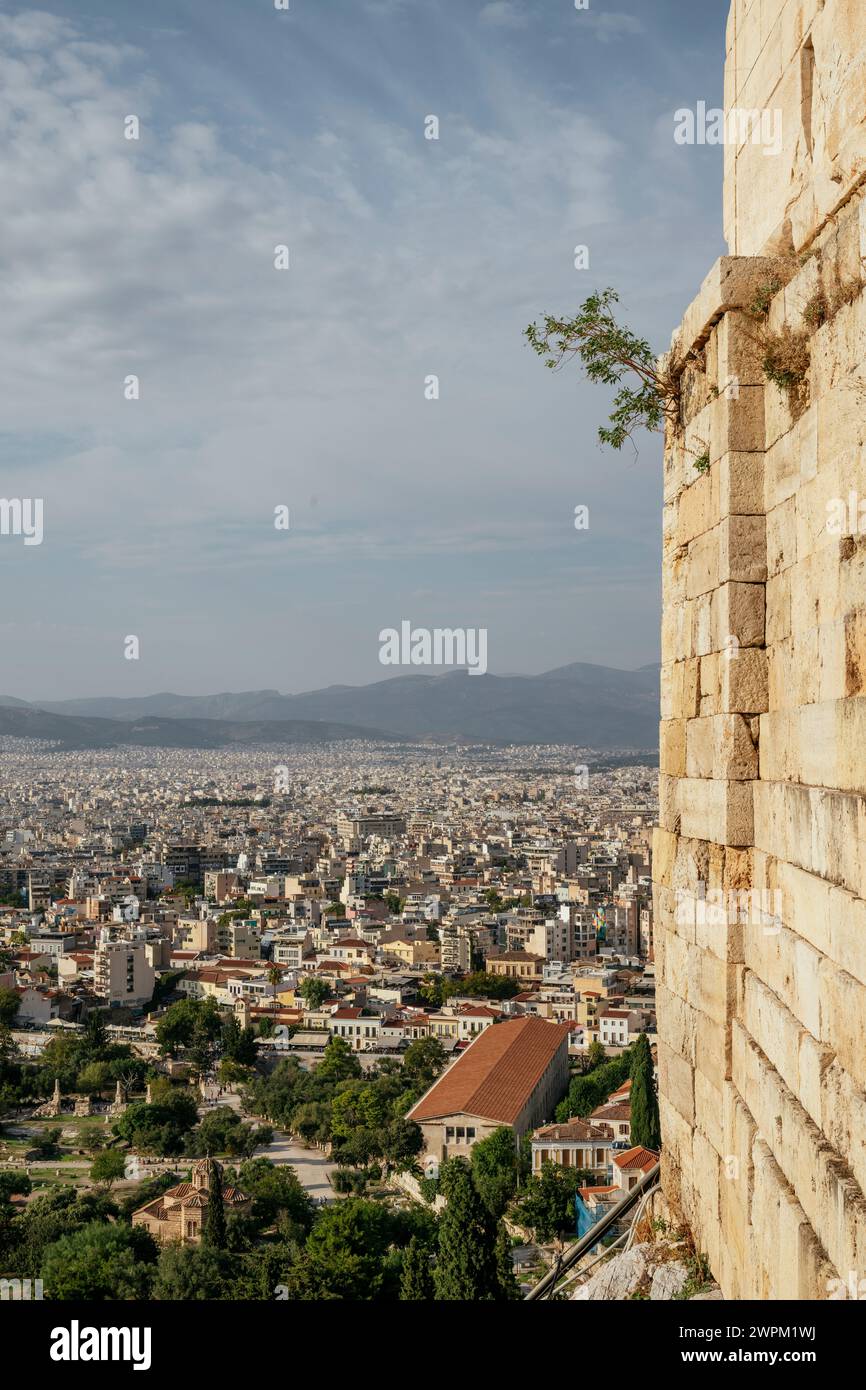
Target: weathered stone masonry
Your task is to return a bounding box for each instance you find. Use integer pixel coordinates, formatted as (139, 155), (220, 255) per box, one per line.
(653, 0), (866, 1298)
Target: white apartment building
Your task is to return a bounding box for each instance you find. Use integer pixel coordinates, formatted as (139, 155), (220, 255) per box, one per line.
(93, 928), (155, 1007)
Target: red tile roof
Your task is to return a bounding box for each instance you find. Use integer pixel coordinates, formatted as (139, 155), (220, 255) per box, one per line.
(613, 1144), (658, 1172)
(407, 1016), (567, 1126)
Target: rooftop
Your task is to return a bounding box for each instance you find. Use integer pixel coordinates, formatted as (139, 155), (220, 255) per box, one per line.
(407, 1016), (568, 1126)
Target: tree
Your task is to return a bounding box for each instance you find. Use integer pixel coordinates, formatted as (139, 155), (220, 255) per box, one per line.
(222, 1017), (257, 1066)
(400, 1235), (434, 1300)
(203, 1162), (227, 1251)
(512, 1163), (592, 1245)
(267, 965), (282, 1020)
(316, 1036), (361, 1083)
(153, 1243), (234, 1300)
(382, 1117), (422, 1173)
(0, 1171), (31, 1207)
(555, 1047), (633, 1122)
(629, 1033), (661, 1151)
(289, 1198), (393, 1300)
(187, 1106), (261, 1159)
(298, 976), (329, 1010)
(525, 288), (680, 455)
(82, 1011), (109, 1056)
(155, 999), (199, 1057)
(433, 1158), (501, 1301)
(495, 1224), (521, 1300)
(218, 1057), (254, 1086)
(471, 1126), (521, 1218)
(113, 1089), (199, 1156)
(235, 1158), (314, 1239)
(77, 1061), (112, 1098)
(401, 1037), (445, 1091)
(0, 987), (21, 1028)
(90, 1149), (127, 1189)
(41, 1221), (157, 1300)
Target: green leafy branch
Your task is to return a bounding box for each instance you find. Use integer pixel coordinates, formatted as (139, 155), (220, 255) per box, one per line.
(524, 288), (682, 455)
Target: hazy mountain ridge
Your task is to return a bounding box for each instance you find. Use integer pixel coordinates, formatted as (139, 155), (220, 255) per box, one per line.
(0, 707), (404, 751)
(1, 661), (660, 748)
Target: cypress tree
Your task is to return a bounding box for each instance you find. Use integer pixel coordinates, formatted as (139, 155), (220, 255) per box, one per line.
(434, 1158), (500, 1301)
(203, 1160), (227, 1250)
(629, 1033), (661, 1151)
(400, 1235), (434, 1300)
(495, 1224), (521, 1300)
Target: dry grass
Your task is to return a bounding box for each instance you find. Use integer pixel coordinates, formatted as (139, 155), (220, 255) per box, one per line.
(761, 326), (811, 415)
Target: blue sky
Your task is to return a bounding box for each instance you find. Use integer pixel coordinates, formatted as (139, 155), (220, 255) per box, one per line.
(0, 1), (728, 697)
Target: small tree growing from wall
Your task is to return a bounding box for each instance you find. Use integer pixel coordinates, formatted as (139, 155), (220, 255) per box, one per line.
(525, 289), (709, 470)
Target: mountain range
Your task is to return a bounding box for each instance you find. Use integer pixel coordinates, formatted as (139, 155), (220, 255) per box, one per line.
(0, 661), (660, 750)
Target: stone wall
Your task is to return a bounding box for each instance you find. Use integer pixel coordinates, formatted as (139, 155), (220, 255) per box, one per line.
(653, 0), (866, 1299)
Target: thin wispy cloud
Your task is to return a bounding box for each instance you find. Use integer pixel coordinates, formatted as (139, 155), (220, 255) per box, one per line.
(0, 0), (725, 697)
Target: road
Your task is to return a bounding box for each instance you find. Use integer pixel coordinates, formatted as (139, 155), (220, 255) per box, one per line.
(199, 1091), (337, 1201)
(253, 1130), (337, 1201)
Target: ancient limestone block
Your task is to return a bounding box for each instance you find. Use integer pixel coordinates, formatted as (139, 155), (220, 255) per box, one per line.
(695, 1068), (724, 1156)
(765, 571), (790, 645)
(658, 1037), (696, 1125)
(719, 450), (766, 516)
(714, 711), (760, 779)
(691, 591), (714, 657)
(818, 960), (866, 1079)
(685, 716), (714, 779)
(763, 434), (801, 514)
(719, 514), (768, 585)
(714, 309), (767, 386)
(711, 384), (766, 457)
(660, 718), (687, 777)
(657, 980), (698, 1065)
(721, 644), (769, 713)
(652, 826), (679, 888)
(686, 526), (721, 599)
(673, 256), (780, 361)
(679, 776), (755, 847)
(658, 772), (680, 833)
(754, 780), (866, 898)
(677, 465), (717, 546)
(713, 580), (766, 650)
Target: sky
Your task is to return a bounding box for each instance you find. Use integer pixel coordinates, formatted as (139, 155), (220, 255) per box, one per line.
(0, 0), (729, 698)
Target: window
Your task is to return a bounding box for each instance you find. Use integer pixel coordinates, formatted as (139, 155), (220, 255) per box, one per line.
(466, 1127), (476, 1140)
(456, 1127), (465, 1141)
(446, 1127), (455, 1141)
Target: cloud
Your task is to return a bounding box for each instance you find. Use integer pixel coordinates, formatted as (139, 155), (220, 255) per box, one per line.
(584, 12), (645, 43)
(0, 1), (711, 693)
(479, 2), (529, 29)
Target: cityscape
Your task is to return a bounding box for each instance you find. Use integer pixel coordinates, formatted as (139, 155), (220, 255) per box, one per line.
(1, 731), (664, 1302)
(1, 0), (863, 1363)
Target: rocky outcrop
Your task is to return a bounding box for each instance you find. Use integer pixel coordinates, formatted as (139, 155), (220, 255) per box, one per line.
(571, 1242), (717, 1301)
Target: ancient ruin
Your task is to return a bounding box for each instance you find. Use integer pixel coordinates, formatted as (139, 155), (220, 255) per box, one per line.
(654, 0), (866, 1297)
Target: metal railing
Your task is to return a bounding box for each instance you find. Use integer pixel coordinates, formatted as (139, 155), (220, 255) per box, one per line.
(524, 1161), (660, 1301)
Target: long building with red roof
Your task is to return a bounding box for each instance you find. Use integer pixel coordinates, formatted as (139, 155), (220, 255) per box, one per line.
(406, 1015), (569, 1165)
